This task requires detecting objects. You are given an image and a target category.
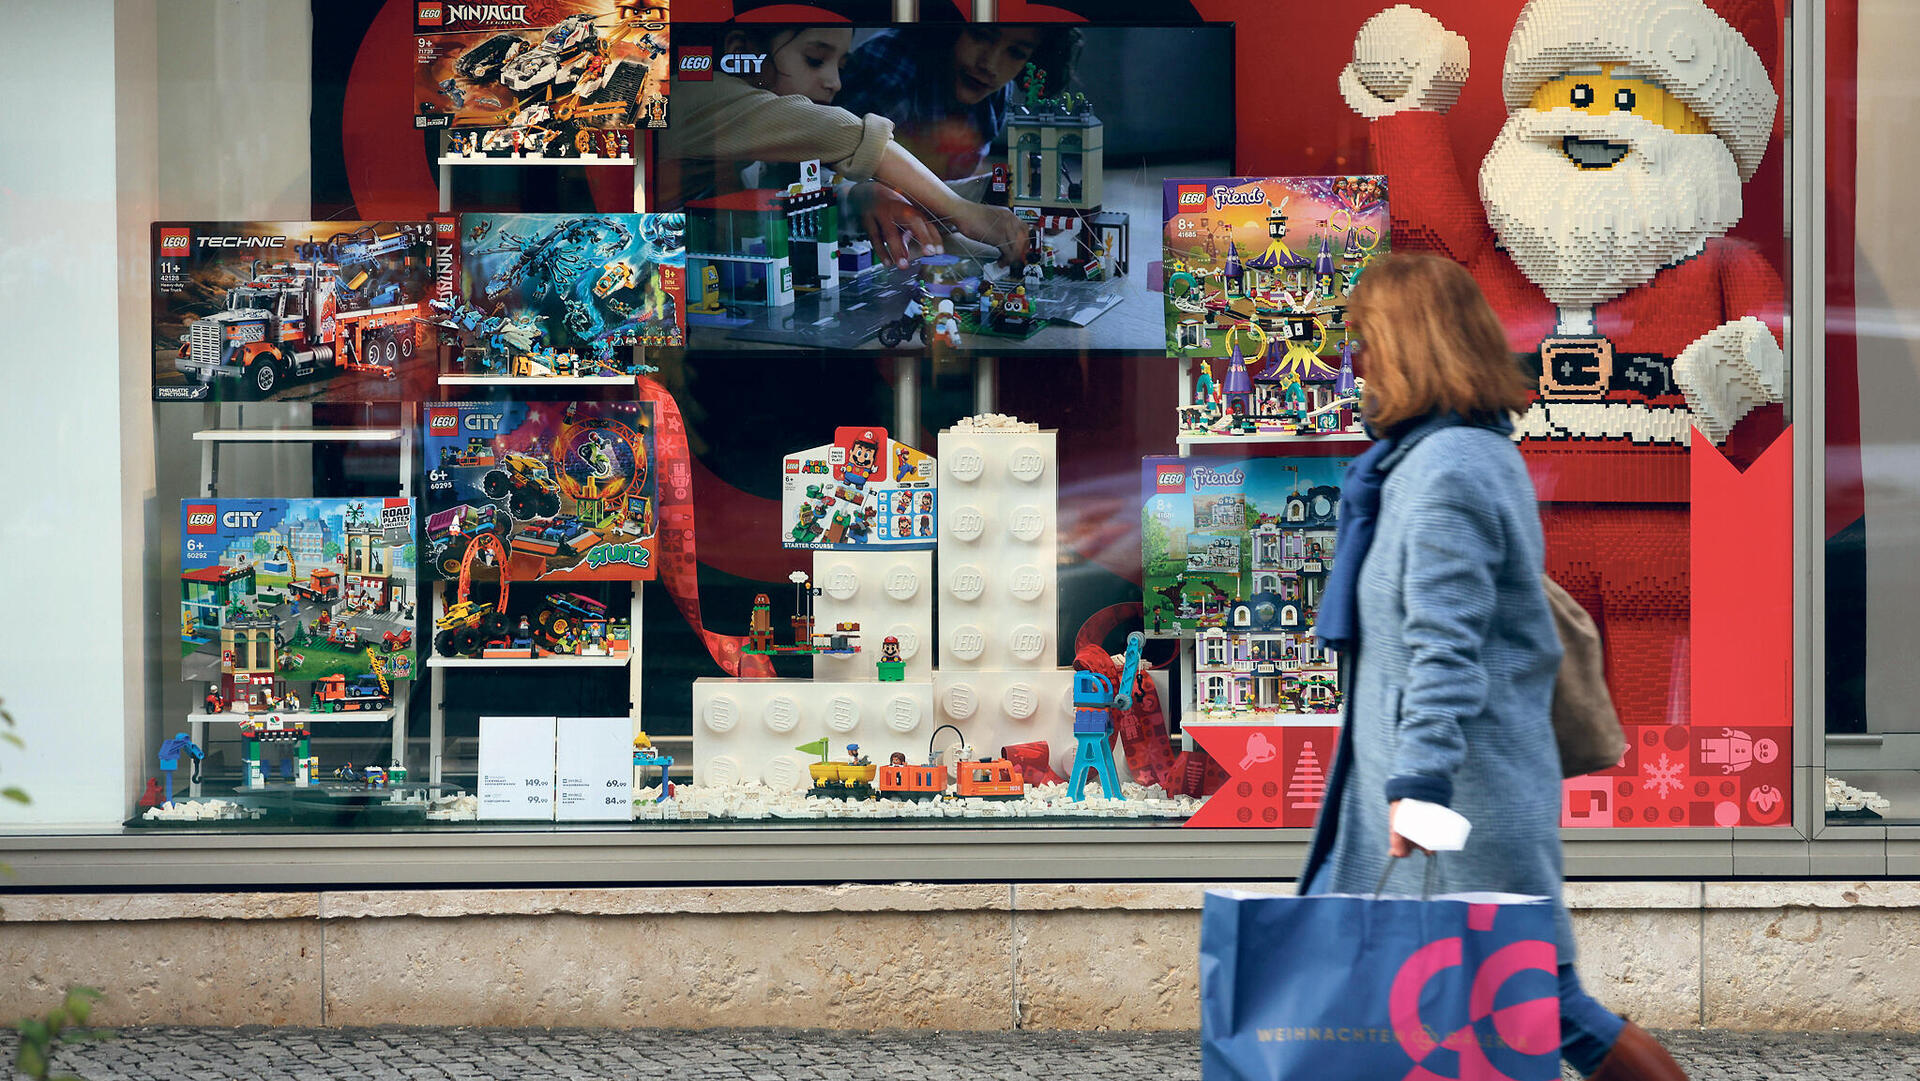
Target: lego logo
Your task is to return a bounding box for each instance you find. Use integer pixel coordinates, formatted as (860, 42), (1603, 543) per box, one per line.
(1177, 186), (1206, 207)
(417, 3), (444, 26)
(678, 48), (713, 80)
(186, 506), (217, 534)
(427, 409), (458, 433)
(159, 228), (191, 253)
(1155, 468), (1186, 493)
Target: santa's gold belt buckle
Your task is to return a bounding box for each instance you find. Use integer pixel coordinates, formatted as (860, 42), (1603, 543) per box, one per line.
(1538, 335), (1613, 399)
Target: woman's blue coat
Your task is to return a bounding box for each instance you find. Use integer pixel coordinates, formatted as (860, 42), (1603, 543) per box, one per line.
(1300, 424), (1574, 962)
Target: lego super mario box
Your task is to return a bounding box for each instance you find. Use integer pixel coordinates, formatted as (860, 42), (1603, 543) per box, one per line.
(153, 221), (445, 404)
(179, 498), (418, 693)
(421, 400), (657, 582)
(1162, 176), (1388, 363)
(1141, 454), (1351, 638)
(780, 427), (937, 550)
(450, 214), (685, 377)
(414, 1), (670, 162)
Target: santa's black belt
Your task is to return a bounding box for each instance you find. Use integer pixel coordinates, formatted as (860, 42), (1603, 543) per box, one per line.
(1520, 339), (1674, 399)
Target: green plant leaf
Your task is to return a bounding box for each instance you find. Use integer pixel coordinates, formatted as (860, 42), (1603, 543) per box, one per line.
(2, 787), (32, 805)
(19, 1018), (49, 1043)
(17, 1041), (46, 1079)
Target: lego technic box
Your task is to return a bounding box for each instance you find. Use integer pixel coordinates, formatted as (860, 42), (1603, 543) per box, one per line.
(1141, 454), (1351, 638)
(434, 212), (685, 378)
(780, 426), (937, 550)
(421, 400), (657, 582)
(1164, 177), (1387, 436)
(153, 221), (446, 403)
(414, 1), (670, 163)
(179, 498), (418, 702)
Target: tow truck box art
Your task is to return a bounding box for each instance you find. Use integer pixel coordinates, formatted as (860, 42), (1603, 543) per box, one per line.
(414, 1), (670, 163)
(1141, 455), (1350, 638)
(1162, 177), (1387, 366)
(421, 400), (657, 582)
(179, 499), (418, 692)
(450, 214), (685, 376)
(780, 426), (937, 551)
(153, 221), (445, 403)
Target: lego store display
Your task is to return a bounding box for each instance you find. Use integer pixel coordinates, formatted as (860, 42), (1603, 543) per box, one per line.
(441, 213), (685, 379)
(415, 1), (669, 164)
(422, 400), (657, 584)
(1165, 177), (1385, 439)
(152, 221), (444, 403)
(780, 426), (937, 551)
(180, 498), (418, 699)
(657, 23), (1234, 354)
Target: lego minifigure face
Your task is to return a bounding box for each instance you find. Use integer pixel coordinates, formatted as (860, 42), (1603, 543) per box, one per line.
(1528, 64), (1710, 163)
(951, 26), (1044, 105)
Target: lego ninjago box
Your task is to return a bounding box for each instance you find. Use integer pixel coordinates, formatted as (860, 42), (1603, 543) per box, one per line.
(420, 400), (657, 583)
(152, 221), (446, 404)
(178, 498), (418, 694)
(414, 1), (670, 162)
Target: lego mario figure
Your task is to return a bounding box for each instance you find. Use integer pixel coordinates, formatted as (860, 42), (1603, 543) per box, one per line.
(1339, 0), (1785, 727)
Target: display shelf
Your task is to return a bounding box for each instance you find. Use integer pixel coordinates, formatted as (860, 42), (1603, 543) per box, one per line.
(192, 428), (403, 443)
(437, 374), (639, 387)
(189, 709), (396, 726)
(1176, 431), (1371, 447)
(438, 155), (636, 167)
(426, 654), (632, 669)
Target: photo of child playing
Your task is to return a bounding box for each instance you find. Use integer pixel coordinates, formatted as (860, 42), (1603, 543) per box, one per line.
(656, 22), (1233, 355)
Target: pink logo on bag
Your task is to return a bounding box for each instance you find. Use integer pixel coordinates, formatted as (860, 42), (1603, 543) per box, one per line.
(1387, 906), (1557, 1080)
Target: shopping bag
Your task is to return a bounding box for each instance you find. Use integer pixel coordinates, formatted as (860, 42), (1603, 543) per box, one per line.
(1200, 878), (1561, 1081)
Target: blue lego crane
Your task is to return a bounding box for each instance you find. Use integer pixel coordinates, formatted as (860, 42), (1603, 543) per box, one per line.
(157, 732), (206, 806)
(1068, 632), (1145, 801)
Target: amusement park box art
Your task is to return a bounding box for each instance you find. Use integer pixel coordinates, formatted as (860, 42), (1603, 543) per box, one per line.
(414, 1), (670, 162)
(444, 213), (685, 377)
(421, 400), (657, 583)
(780, 427), (937, 551)
(1141, 454), (1352, 639)
(179, 498), (419, 699)
(152, 221), (445, 404)
(1162, 176), (1388, 367)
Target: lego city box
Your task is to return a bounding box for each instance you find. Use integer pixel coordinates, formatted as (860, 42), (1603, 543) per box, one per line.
(780, 426), (937, 550)
(1162, 176), (1388, 369)
(178, 498), (418, 697)
(152, 221), (447, 404)
(421, 400), (657, 582)
(414, 1), (669, 163)
(436, 213), (685, 379)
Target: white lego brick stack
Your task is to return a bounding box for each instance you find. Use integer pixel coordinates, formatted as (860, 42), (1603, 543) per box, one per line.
(810, 550), (933, 683)
(934, 422), (1078, 772)
(692, 678), (935, 789)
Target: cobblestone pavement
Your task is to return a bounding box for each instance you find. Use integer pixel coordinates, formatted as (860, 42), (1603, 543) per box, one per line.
(19, 1027), (1920, 1080)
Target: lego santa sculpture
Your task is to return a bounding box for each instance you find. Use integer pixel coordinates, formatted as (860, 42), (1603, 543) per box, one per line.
(1339, 0), (1785, 727)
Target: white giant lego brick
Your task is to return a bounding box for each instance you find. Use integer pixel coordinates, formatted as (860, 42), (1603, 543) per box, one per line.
(937, 428), (1058, 672)
(811, 550), (934, 683)
(478, 716), (557, 821)
(693, 678), (935, 789)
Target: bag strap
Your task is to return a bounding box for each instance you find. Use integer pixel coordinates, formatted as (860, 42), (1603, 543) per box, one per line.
(1372, 852), (1439, 900)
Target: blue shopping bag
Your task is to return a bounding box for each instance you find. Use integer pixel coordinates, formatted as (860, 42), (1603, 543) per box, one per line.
(1200, 874), (1561, 1081)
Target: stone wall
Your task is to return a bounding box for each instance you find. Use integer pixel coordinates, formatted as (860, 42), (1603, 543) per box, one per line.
(2, 882), (1916, 1030)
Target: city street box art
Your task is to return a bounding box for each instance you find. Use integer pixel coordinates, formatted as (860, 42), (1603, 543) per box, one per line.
(179, 499), (419, 706)
(438, 213), (684, 378)
(421, 400), (657, 583)
(152, 221), (445, 403)
(414, 1), (670, 164)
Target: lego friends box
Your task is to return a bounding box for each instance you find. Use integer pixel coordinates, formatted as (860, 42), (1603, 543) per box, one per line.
(179, 499), (418, 694)
(152, 221), (444, 404)
(422, 400), (656, 582)
(415, 1), (670, 163)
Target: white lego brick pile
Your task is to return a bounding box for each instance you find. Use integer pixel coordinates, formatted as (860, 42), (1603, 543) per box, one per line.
(633, 780), (1200, 821)
(810, 550), (934, 683)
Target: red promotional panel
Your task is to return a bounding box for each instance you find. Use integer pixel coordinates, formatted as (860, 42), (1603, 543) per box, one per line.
(1184, 725), (1340, 829)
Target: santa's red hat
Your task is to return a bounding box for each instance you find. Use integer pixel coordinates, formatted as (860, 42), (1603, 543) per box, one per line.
(1502, 0), (1778, 181)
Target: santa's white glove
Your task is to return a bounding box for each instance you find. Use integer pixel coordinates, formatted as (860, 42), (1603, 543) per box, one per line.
(1339, 5), (1471, 119)
(1672, 317), (1785, 444)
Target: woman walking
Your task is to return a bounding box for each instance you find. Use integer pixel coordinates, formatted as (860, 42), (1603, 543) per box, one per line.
(1299, 253), (1686, 1081)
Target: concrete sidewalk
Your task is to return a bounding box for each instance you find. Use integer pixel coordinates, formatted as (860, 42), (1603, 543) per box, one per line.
(18, 1026), (1920, 1080)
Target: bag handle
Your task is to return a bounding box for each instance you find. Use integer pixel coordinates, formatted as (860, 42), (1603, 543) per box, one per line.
(1372, 851), (1439, 900)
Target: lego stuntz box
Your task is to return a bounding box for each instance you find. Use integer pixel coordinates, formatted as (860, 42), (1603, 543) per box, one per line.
(153, 221), (444, 403)
(179, 498), (418, 689)
(1162, 176), (1388, 362)
(421, 400), (657, 582)
(414, 1), (670, 162)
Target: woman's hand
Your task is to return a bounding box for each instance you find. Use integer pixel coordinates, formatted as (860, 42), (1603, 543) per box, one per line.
(949, 201), (1031, 267)
(850, 181), (943, 271)
(1388, 799), (1432, 859)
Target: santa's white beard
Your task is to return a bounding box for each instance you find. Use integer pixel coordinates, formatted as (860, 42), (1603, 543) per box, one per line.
(1479, 109), (1744, 310)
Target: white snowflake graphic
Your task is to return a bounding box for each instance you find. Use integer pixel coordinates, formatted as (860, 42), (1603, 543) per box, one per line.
(1644, 753), (1684, 800)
